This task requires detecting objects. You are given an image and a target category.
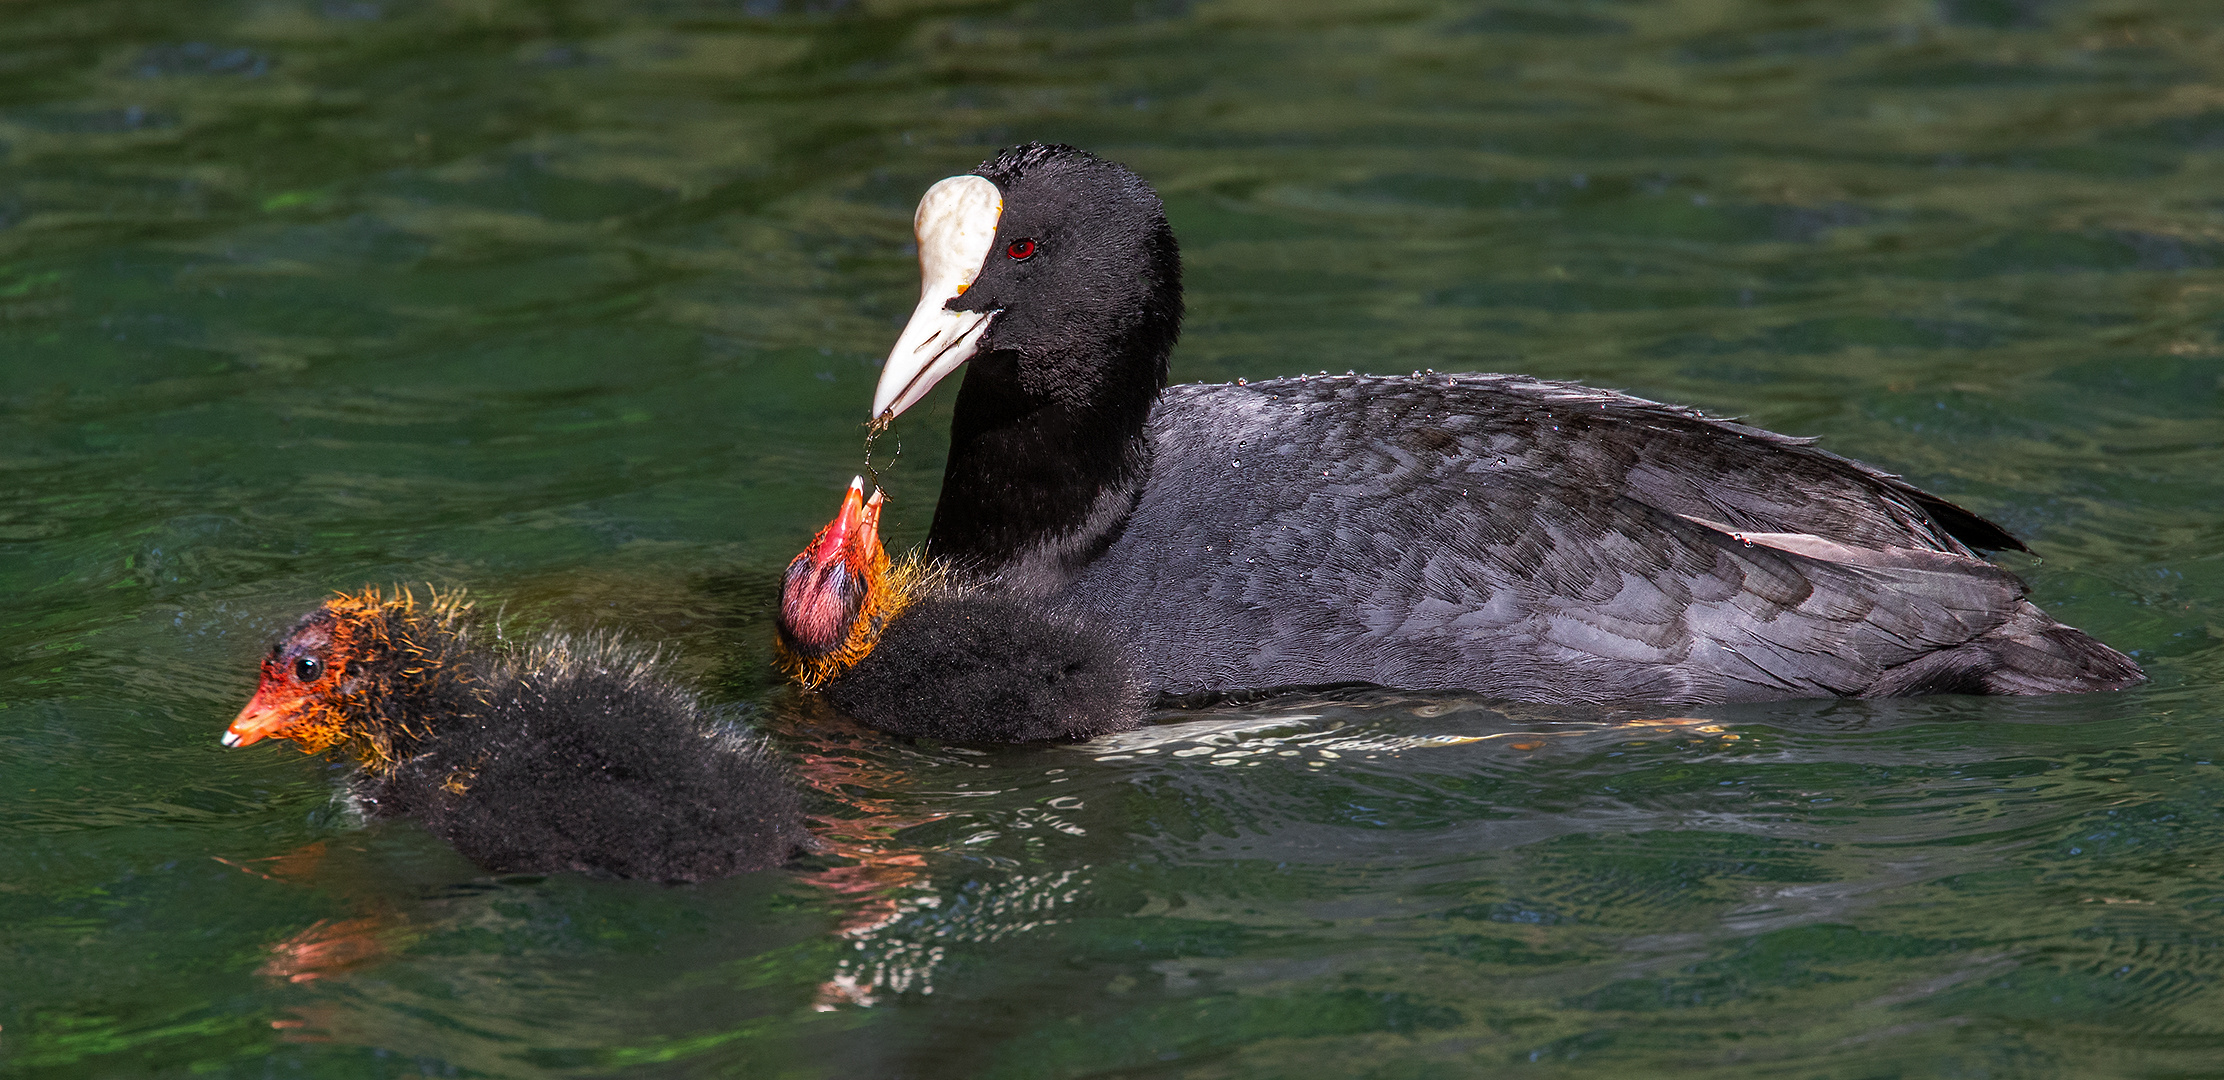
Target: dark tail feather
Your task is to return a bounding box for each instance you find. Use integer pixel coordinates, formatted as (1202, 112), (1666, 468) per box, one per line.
(1861, 602), (2144, 698)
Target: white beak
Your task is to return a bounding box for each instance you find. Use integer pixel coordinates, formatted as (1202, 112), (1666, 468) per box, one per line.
(871, 174), (1004, 422)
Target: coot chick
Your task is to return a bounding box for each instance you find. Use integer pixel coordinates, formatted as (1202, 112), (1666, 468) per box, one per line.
(775, 478), (1144, 741)
(865, 142), (2143, 706)
(223, 587), (808, 882)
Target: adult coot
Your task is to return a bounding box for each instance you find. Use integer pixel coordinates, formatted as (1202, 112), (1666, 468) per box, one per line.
(224, 587), (808, 882)
(776, 477), (1144, 741)
(864, 142), (2143, 706)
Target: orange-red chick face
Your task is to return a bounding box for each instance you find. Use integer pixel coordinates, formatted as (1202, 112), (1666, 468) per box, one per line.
(225, 605), (365, 754)
(222, 587), (441, 762)
(777, 477), (895, 690)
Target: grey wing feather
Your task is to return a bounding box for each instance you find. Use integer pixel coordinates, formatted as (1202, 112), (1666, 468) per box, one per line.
(1060, 374), (2079, 706)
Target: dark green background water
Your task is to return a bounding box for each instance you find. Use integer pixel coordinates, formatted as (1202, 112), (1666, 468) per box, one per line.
(4, 0), (2222, 1075)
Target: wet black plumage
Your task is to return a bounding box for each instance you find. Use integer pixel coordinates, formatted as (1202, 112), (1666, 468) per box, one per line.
(821, 593), (1144, 742)
(225, 589), (808, 882)
(1059, 373), (2141, 703)
(870, 143), (2143, 706)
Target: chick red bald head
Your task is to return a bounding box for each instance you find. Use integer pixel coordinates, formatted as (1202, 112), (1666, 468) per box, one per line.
(778, 477), (887, 661)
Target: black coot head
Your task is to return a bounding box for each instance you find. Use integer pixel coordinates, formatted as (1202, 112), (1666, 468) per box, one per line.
(870, 143), (1183, 423)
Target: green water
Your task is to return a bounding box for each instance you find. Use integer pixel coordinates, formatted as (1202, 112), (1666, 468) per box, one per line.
(4, 0), (2222, 1075)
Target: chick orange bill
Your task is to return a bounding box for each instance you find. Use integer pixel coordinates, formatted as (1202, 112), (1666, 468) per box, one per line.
(858, 486), (886, 559)
(224, 660), (305, 748)
(802, 476), (871, 570)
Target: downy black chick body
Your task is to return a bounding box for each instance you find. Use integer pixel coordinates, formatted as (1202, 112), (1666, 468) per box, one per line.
(863, 143), (2144, 707)
(225, 588), (808, 882)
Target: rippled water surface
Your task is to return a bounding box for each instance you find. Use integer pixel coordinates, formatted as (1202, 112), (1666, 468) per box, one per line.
(5, 0), (2223, 1075)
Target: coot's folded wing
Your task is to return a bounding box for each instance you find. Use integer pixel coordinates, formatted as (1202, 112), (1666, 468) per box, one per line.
(1063, 377), (2075, 705)
(1401, 373), (2022, 555)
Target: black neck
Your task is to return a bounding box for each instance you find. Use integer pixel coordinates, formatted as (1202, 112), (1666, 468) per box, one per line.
(925, 349), (1157, 576)
(355, 626), (487, 771)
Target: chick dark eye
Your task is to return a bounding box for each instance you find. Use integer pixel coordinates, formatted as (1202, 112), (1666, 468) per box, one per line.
(293, 656), (323, 683)
(1006, 238), (1036, 260)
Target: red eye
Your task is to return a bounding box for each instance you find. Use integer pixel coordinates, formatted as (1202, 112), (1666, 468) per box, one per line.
(1006, 238), (1035, 260)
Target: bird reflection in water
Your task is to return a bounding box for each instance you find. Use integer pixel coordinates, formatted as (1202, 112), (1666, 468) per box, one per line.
(215, 713), (1008, 1016)
(215, 842), (405, 987)
(774, 706), (966, 1009)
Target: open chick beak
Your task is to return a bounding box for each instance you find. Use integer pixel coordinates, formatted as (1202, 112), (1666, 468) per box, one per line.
(872, 174), (1004, 424)
(857, 486), (886, 564)
(781, 478), (893, 662)
(803, 476), (872, 570)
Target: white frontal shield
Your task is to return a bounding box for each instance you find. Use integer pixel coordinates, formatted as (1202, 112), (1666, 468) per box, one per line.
(871, 174), (1004, 422)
